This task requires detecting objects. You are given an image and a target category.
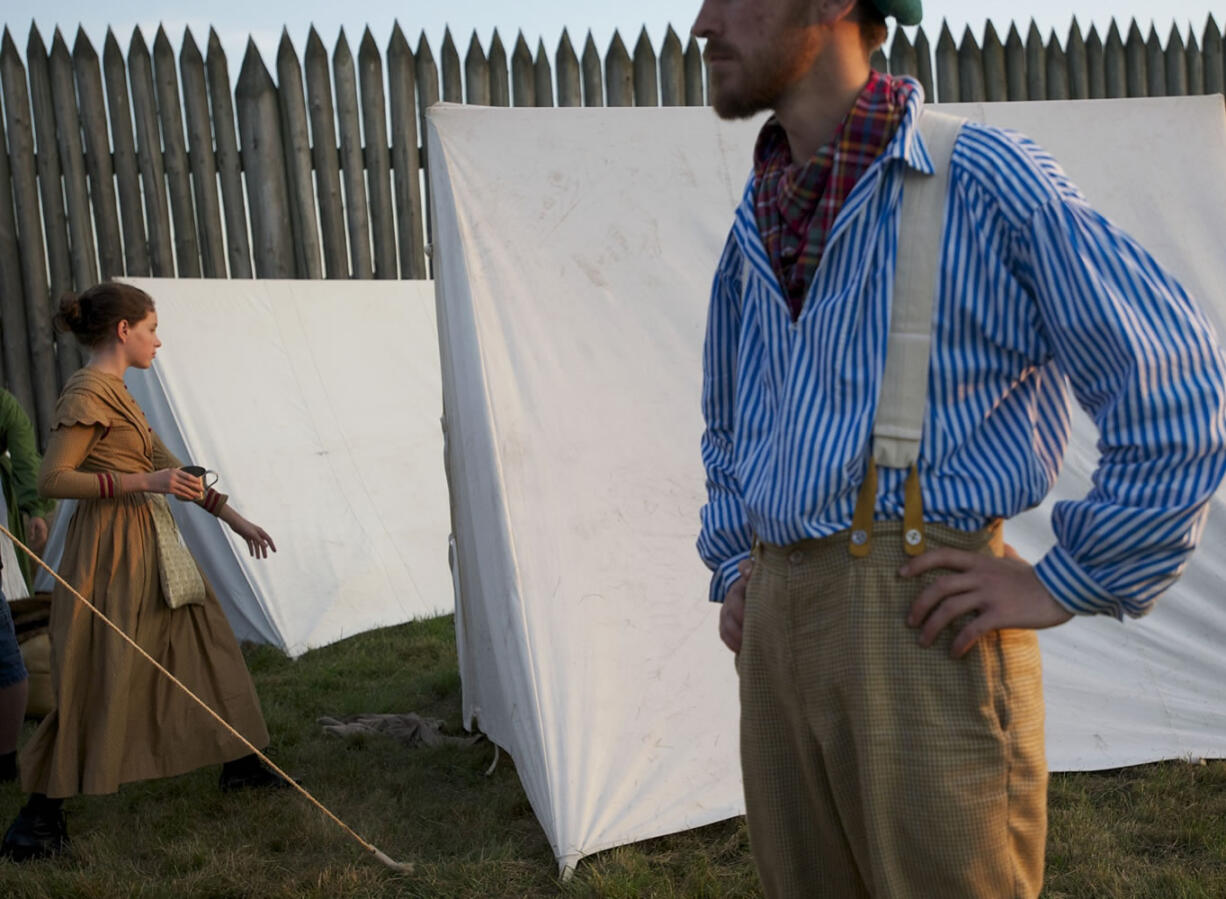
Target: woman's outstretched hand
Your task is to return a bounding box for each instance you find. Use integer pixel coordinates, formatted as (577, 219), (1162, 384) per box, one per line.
(226, 514), (277, 559)
(147, 467), (204, 501)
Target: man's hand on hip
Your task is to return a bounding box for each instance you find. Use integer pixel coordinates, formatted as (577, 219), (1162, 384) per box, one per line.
(899, 543), (1073, 658)
(719, 558), (755, 654)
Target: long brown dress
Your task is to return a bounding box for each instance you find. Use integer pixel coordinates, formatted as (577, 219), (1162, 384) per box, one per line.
(19, 367), (269, 798)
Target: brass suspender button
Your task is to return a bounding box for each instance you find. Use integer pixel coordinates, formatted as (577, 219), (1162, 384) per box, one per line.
(850, 530), (868, 546)
(905, 528), (923, 546)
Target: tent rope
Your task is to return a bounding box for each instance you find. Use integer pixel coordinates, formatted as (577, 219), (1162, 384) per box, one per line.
(1, 522), (413, 874)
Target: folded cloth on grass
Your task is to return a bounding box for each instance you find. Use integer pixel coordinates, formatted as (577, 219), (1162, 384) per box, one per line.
(318, 713), (482, 749)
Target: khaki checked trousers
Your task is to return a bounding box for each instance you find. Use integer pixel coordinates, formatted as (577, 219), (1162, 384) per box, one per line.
(738, 522), (1046, 898)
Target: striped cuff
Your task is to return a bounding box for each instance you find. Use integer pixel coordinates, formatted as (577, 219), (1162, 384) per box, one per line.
(199, 488), (229, 517)
(95, 471), (123, 499)
(710, 549), (752, 604)
(1034, 545), (1127, 620)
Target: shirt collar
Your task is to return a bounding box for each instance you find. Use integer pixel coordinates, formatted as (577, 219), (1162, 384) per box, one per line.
(882, 76), (933, 175)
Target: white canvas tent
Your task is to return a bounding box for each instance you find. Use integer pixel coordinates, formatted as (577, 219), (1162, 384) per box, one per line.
(36, 278), (452, 657)
(428, 96), (1226, 872)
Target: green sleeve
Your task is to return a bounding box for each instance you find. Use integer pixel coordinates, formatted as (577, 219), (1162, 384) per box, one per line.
(0, 389), (54, 518)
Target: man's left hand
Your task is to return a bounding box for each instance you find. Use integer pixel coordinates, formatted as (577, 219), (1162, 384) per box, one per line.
(900, 544), (1073, 658)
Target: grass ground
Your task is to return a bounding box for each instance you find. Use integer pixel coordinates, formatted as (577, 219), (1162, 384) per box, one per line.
(0, 615), (1221, 897)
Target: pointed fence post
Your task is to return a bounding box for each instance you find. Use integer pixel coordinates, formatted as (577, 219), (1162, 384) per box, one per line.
(236, 41), (295, 278)
(1025, 21), (1046, 99)
(1165, 25), (1188, 96)
(914, 27), (934, 101)
(206, 30), (251, 278)
(181, 29), (227, 277)
(1205, 16), (1224, 95)
(129, 28), (176, 276)
(278, 28), (323, 278)
(359, 28), (396, 279)
(1066, 20), (1088, 99)
(534, 40), (554, 107)
(606, 31), (633, 106)
(512, 33), (535, 106)
(1005, 24), (1026, 99)
(633, 28), (658, 106)
(26, 24), (76, 382)
(1104, 22), (1126, 98)
(489, 31), (509, 106)
(957, 26), (984, 101)
(307, 28), (348, 277)
(581, 33), (603, 105)
(1145, 26), (1166, 96)
(889, 27), (918, 79)
(387, 23), (427, 278)
(0, 71), (36, 423)
(935, 22), (958, 102)
(684, 36), (704, 105)
(72, 28), (123, 280)
(465, 32), (489, 105)
(981, 23), (1006, 101)
(415, 32), (440, 126)
(333, 30), (374, 279)
(556, 30), (581, 106)
(1045, 31), (1068, 99)
(104, 29), (150, 276)
(660, 26), (684, 106)
(1125, 21), (1147, 97)
(415, 33), (440, 248)
(49, 30), (98, 299)
(1, 28), (59, 433)
(153, 26), (201, 278)
(1085, 25), (1105, 98)
(441, 29), (461, 103)
(1186, 30), (1204, 96)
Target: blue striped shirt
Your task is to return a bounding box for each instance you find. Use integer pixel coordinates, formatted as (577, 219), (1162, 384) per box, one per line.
(698, 84), (1226, 619)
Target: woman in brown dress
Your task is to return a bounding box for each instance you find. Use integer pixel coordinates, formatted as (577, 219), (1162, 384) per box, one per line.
(2, 282), (282, 862)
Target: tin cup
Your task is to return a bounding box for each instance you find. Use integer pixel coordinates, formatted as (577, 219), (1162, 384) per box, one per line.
(180, 465), (219, 492)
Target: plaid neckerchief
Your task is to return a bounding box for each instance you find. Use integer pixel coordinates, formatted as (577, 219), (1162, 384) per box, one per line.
(753, 70), (915, 320)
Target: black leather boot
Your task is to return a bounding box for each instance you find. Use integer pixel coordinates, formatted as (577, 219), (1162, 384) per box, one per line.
(219, 754), (296, 792)
(0, 750), (16, 783)
(0, 795), (68, 862)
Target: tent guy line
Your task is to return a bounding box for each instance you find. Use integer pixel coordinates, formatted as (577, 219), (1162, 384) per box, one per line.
(0, 522), (415, 875)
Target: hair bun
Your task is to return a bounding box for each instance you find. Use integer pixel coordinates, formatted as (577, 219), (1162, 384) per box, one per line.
(53, 291), (83, 334)
(54, 281), (155, 347)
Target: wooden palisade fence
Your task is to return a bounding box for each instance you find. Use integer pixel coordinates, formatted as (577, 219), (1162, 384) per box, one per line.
(0, 16), (1224, 439)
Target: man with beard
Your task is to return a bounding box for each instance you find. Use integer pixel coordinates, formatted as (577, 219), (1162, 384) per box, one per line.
(691, 0), (1226, 896)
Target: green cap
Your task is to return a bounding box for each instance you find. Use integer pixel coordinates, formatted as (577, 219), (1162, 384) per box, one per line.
(873, 0), (922, 26)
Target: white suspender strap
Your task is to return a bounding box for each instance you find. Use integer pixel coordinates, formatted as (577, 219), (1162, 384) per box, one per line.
(849, 108), (966, 559)
(871, 109), (965, 469)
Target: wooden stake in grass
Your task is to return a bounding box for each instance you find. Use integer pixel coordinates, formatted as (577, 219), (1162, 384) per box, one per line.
(1, 522), (414, 874)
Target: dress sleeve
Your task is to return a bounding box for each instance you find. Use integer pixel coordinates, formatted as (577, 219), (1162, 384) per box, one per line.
(150, 429), (230, 517)
(38, 424), (126, 500)
(149, 429), (183, 469)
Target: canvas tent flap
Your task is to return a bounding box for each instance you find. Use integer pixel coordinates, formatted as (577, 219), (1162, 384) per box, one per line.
(429, 96), (1226, 871)
(38, 279), (452, 657)
(429, 104), (748, 870)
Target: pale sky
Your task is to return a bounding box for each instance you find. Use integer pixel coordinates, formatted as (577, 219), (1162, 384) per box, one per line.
(4, 1), (1223, 71)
